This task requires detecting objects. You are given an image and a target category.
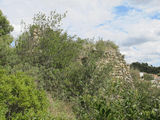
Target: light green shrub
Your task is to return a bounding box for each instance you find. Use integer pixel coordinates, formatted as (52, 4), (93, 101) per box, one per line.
(0, 68), (51, 119)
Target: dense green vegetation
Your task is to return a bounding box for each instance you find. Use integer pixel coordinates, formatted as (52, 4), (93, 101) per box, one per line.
(0, 69), (51, 119)
(0, 10), (160, 120)
(131, 62), (160, 75)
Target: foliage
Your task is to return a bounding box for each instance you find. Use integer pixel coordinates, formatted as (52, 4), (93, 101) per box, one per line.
(0, 10), (14, 66)
(16, 12), (80, 68)
(0, 35), (14, 66)
(1, 9), (160, 120)
(94, 78), (160, 120)
(96, 40), (118, 51)
(0, 68), (51, 119)
(73, 95), (112, 120)
(0, 10), (13, 36)
(143, 73), (154, 81)
(130, 68), (140, 81)
(131, 62), (160, 74)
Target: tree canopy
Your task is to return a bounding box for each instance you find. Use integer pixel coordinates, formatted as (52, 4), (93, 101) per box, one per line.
(0, 10), (13, 36)
(130, 62), (160, 74)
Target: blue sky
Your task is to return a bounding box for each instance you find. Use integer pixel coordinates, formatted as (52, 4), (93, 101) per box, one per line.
(151, 13), (160, 20)
(114, 5), (134, 16)
(0, 0), (160, 66)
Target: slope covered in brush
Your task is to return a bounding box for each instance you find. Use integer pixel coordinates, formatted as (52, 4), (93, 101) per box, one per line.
(0, 10), (160, 120)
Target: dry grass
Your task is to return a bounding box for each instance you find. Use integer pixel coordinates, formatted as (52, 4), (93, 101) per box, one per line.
(47, 94), (76, 120)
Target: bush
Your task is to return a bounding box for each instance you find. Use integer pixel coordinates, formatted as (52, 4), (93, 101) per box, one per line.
(0, 68), (50, 119)
(144, 73), (154, 81)
(130, 69), (140, 81)
(73, 94), (113, 120)
(96, 40), (118, 51)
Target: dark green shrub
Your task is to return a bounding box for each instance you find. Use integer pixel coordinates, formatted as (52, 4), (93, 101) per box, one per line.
(0, 10), (13, 36)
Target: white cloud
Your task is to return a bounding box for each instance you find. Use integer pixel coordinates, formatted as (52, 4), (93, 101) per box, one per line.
(0, 0), (160, 66)
(11, 24), (21, 38)
(126, 0), (160, 13)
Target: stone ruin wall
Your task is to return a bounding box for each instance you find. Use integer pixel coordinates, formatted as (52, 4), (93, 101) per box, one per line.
(79, 44), (133, 83)
(104, 49), (132, 82)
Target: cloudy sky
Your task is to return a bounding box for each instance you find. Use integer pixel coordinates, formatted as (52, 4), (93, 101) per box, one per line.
(1, 0), (160, 66)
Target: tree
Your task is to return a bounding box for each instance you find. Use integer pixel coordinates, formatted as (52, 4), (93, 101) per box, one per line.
(0, 10), (14, 66)
(130, 62), (160, 74)
(0, 10), (13, 36)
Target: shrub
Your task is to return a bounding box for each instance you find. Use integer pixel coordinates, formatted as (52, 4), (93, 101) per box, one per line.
(96, 40), (118, 51)
(0, 68), (50, 119)
(73, 94), (113, 120)
(144, 73), (154, 81)
(130, 69), (140, 81)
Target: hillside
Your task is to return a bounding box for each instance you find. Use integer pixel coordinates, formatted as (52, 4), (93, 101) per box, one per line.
(0, 10), (160, 120)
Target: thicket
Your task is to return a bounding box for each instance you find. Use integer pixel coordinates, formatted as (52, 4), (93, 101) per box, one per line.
(0, 10), (160, 120)
(0, 68), (52, 119)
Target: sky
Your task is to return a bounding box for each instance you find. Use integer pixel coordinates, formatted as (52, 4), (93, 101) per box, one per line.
(0, 0), (160, 66)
